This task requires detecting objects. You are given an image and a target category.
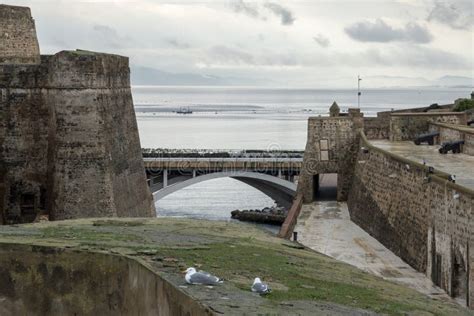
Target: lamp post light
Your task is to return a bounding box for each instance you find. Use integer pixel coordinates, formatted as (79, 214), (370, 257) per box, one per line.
(358, 75), (362, 108)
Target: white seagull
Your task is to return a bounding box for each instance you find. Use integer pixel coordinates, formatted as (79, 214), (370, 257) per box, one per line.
(251, 277), (271, 294)
(185, 267), (223, 285)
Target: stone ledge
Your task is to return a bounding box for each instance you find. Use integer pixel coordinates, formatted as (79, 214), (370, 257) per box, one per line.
(390, 112), (465, 117)
(430, 122), (474, 134)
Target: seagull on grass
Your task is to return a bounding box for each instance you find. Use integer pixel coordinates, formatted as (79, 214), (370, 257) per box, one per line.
(251, 277), (271, 294)
(185, 267), (223, 285)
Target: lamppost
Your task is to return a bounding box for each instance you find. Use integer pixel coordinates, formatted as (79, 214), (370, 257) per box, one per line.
(358, 75), (362, 108)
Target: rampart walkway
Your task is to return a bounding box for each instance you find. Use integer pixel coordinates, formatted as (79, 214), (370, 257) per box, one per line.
(372, 140), (474, 190)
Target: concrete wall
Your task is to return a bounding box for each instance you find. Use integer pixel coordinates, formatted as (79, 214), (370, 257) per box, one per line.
(0, 243), (213, 315)
(390, 112), (467, 141)
(0, 5), (40, 64)
(348, 133), (474, 307)
(429, 122), (474, 156)
(298, 110), (363, 202)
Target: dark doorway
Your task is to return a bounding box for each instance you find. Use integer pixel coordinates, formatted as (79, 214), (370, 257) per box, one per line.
(432, 253), (442, 287)
(314, 173), (337, 201)
(312, 174), (319, 199)
(452, 251), (467, 304)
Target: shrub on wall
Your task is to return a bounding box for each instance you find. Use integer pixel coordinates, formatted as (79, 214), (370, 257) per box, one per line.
(453, 99), (474, 112)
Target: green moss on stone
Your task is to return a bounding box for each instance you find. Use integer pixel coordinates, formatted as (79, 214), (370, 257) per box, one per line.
(0, 218), (468, 315)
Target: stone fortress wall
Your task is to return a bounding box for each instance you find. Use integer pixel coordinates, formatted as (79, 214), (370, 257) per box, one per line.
(0, 5), (154, 223)
(0, 5), (40, 64)
(296, 94), (474, 308)
(298, 108), (363, 203)
(389, 112), (467, 141)
(348, 133), (473, 305)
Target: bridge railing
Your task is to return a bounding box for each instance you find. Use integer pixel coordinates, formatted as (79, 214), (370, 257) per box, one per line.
(142, 149), (304, 159)
(143, 157), (303, 162)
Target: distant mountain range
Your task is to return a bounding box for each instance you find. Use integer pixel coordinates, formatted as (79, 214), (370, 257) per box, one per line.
(130, 66), (269, 86)
(130, 66), (473, 89)
(364, 75), (473, 89)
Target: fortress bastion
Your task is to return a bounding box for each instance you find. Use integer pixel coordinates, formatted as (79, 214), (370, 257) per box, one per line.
(0, 5), (155, 223)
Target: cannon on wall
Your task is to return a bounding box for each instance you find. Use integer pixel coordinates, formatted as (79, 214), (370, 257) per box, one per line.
(468, 119), (474, 126)
(414, 132), (440, 145)
(439, 140), (464, 154)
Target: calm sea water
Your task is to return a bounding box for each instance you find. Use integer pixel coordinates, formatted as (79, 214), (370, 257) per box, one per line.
(133, 86), (471, 220)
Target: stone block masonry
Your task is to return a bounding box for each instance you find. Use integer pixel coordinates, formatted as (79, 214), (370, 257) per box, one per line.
(0, 5), (40, 64)
(298, 109), (363, 203)
(295, 99), (474, 308)
(429, 122), (474, 156)
(348, 133), (473, 307)
(1, 5), (154, 223)
(390, 112), (467, 141)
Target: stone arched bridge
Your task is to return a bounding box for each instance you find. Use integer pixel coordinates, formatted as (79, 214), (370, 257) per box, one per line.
(143, 153), (303, 208)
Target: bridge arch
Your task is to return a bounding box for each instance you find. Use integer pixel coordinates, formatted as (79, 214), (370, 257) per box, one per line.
(152, 171), (297, 208)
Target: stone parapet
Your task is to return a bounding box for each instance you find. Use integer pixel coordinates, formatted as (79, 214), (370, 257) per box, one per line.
(429, 122), (474, 156)
(390, 112), (467, 141)
(48, 51), (131, 89)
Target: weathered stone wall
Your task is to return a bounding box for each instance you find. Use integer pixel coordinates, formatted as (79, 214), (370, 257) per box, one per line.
(0, 243), (213, 315)
(348, 134), (474, 307)
(429, 122), (474, 156)
(1, 50), (155, 222)
(364, 115), (389, 140)
(0, 63), (51, 223)
(298, 110), (363, 202)
(466, 133), (474, 156)
(45, 51), (154, 219)
(0, 5), (40, 64)
(1, 4), (155, 222)
(390, 112), (467, 141)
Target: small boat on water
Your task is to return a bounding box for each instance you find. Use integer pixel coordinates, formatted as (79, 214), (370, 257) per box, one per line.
(176, 107), (193, 114)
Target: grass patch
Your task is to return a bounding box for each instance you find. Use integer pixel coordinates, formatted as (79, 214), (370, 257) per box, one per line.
(92, 219), (145, 227)
(40, 226), (143, 244)
(0, 218), (467, 315)
(155, 239), (460, 315)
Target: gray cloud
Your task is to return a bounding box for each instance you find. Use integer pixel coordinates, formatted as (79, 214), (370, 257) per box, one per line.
(345, 19), (433, 43)
(92, 24), (129, 49)
(313, 34), (330, 47)
(230, 0), (259, 18)
(264, 3), (295, 25)
(204, 44), (469, 71)
(427, 0), (473, 30)
(165, 38), (190, 49)
(209, 45), (255, 65)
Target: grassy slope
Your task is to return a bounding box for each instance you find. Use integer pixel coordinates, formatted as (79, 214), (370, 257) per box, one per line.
(0, 218), (469, 315)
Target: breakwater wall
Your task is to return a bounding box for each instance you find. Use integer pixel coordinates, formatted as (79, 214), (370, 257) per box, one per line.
(348, 132), (473, 306)
(0, 243), (213, 316)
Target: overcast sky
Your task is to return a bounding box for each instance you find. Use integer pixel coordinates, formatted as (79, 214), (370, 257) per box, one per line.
(5, 0), (474, 87)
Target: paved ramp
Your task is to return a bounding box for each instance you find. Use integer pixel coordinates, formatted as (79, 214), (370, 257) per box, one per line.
(294, 201), (454, 302)
(372, 140), (474, 190)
